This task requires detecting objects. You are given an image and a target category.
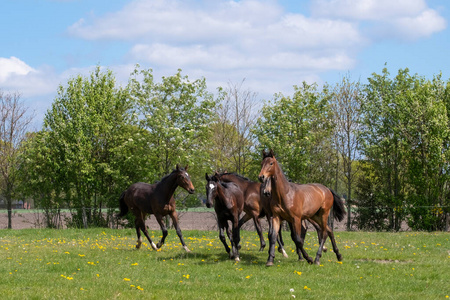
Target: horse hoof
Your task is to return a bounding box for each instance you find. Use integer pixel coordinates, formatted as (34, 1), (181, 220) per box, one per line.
(281, 249), (288, 258)
(151, 242), (158, 251)
(323, 246), (328, 253)
(266, 261), (274, 267)
(337, 254), (343, 261)
(314, 260), (320, 266)
(156, 242), (162, 249)
(307, 259), (314, 265)
(235, 257), (240, 262)
(183, 246), (191, 253)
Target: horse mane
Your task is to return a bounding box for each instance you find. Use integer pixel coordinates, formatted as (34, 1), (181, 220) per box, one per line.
(159, 166), (186, 183)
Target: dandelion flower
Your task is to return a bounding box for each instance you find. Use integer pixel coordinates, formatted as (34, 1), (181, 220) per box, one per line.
(123, 278), (131, 281)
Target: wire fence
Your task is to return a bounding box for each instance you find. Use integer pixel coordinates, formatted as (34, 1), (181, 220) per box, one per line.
(2, 206), (449, 231)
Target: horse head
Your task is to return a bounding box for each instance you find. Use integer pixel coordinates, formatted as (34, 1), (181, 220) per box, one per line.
(258, 149), (277, 195)
(175, 164), (195, 194)
(205, 173), (218, 208)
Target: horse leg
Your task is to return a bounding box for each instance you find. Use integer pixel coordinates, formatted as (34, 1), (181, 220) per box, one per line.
(288, 222), (303, 261)
(170, 211), (190, 252)
(309, 219), (327, 252)
(312, 215), (329, 265)
(238, 213), (252, 250)
(277, 222), (288, 258)
(292, 217), (314, 264)
(218, 218), (231, 255)
(231, 215), (241, 262)
(136, 214), (157, 250)
(135, 219), (142, 249)
(155, 214), (168, 249)
(327, 224), (343, 261)
(266, 216), (280, 267)
(249, 213), (266, 252)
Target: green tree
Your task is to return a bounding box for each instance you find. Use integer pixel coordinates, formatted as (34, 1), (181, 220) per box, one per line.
(30, 67), (138, 228)
(254, 82), (334, 184)
(360, 68), (449, 231)
(128, 66), (218, 207)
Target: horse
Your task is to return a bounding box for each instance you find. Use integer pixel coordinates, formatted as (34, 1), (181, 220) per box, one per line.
(117, 165), (195, 252)
(205, 174), (244, 261)
(212, 172), (288, 257)
(258, 150), (346, 266)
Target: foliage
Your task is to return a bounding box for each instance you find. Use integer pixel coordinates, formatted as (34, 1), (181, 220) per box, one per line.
(128, 66), (218, 208)
(21, 67), (139, 228)
(253, 82), (335, 184)
(0, 229), (449, 299)
(359, 68), (450, 231)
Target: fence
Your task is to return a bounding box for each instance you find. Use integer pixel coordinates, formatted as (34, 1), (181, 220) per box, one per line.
(1, 206), (449, 231)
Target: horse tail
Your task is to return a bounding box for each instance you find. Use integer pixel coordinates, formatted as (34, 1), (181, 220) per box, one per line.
(330, 189), (346, 222)
(116, 191), (128, 218)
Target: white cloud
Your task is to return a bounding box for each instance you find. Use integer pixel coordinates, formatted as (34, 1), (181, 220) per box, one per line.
(0, 57), (36, 82)
(69, 0), (364, 80)
(311, 0), (446, 40)
(0, 57), (59, 97)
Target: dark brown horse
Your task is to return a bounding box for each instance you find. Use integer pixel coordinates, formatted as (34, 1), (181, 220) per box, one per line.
(258, 150), (346, 266)
(117, 165), (195, 252)
(205, 174), (244, 261)
(212, 172), (288, 257)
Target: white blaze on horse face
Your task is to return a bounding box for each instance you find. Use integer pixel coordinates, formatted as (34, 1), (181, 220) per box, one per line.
(209, 183), (215, 190)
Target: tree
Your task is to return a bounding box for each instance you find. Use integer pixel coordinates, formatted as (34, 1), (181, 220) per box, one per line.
(254, 82), (334, 184)
(360, 68), (449, 231)
(210, 80), (259, 175)
(128, 66), (218, 207)
(330, 74), (363, 230)
(34, 67), (139, 228)
(0, 90), (34, 229)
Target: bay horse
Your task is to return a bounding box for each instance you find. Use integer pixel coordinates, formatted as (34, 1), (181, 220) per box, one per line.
(258, 150), (346, 266)
(205, 174), (244, 261)
(117, 165), (195, 252)
(212, 172), (288, 257)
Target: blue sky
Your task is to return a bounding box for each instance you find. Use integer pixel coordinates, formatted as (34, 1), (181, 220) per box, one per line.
(1, 0), (449, 126)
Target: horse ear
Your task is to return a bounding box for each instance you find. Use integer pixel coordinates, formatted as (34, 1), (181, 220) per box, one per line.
(262, 149), (267, 158)
(176, 164), (180, 170)
(269, 149), (275, 157)
(205, 173), (210, 181)
(185, 165), (189, 171)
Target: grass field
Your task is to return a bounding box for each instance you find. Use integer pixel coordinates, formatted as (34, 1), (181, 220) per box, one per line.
(0, 228), (448, 299)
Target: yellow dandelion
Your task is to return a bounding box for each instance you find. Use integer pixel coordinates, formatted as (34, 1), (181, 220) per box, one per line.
(131, 263), (138, 266)
(123, 278), (131, 281)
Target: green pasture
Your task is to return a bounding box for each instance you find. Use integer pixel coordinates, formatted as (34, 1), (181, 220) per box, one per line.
(0, 229), (448, 299)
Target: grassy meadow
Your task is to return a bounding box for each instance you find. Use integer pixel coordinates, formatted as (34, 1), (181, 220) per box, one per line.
(0, 228), (449, 299)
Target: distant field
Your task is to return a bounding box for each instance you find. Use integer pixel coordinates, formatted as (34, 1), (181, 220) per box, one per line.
(0, 229), (448, 299)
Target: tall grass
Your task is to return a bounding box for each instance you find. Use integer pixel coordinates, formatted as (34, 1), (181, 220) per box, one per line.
(0, 229), (448, 299)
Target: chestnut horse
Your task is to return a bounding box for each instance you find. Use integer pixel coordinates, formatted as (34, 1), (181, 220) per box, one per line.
(212, 172), (288, 257)
(205, 174), (244, 261)
(258, 150), (346, 266)
(117, 165), (195, 252)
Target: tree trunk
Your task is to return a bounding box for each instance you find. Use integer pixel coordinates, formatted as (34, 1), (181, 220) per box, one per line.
(7, 196), (12, 229)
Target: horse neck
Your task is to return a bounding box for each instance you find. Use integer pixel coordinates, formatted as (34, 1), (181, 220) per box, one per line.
(156, 172), (178, 200)
(215, 183), (228, 205)
(271, 162), (290, 200)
